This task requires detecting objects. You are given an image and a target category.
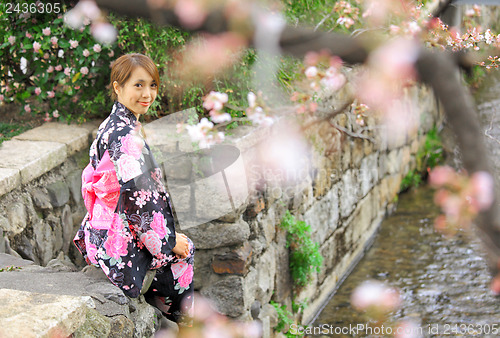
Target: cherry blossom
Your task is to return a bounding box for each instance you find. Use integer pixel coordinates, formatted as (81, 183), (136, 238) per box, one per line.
(203, 91), (228, 111)
(174, 0), (207, 30)
(50, 36), (58, 46)
(42, 27), (51, 36)
(91, 22), (117, 44)
(47, 91), (55, 98)
(93, 44), (102, 53)
(34, 87), (41, 96)
(8, 36), (15, 44)
(64, 67), (72, 76)
(83, 49), (90, 57)
(24, 104), (31, 113)
(351, 280), (401, 312)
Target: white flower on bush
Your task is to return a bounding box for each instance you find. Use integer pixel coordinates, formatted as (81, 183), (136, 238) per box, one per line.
(80, 67), (89, 75)
(69, 39), (79, 49)
(42, 27), (51, 36)
(203, 91), (228, 111)
(33, 42), (41, 53)
(93, 44), (101, 53)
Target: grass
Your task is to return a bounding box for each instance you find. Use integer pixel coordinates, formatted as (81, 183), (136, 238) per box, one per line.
(0, 122), (30, 145)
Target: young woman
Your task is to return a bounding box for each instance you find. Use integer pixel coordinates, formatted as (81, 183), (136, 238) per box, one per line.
(74, 53), (194, 325)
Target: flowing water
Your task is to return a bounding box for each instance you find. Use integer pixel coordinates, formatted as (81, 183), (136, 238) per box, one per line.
(312, 72), (500, 337)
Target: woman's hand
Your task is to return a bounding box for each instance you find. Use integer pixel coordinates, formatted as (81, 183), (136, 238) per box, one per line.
(172, 232), (189, 259)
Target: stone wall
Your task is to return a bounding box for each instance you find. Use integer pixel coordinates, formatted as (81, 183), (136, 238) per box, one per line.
(0, 83), (439, 336)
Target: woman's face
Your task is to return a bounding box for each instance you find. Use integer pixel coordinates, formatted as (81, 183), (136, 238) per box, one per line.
(113, 66), (157, 119)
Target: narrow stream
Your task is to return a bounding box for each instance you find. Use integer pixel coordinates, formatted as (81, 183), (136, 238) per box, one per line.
(313, 71), (500, 337)
(314, 186), (500, 337)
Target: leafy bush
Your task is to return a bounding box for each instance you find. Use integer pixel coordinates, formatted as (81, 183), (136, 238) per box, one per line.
(280, 210), (324, 288)
(0, 1), (116, 122)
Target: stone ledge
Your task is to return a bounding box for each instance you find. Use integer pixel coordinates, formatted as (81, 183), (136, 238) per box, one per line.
(0, 139), (67, 185)
(0, 289), (92, 338)
(13, 122), (90, 155)
(0, 168), (21, 197)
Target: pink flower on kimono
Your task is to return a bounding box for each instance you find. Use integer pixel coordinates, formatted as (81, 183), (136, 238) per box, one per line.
(117, 154), (142, 182)
(178, 264), (193, 289)
(104, 232), (129, 259)
(120, 134), (143, 159)
(86, 242), (98, 264)
(150, 212), (167, 238)
(110, 213), (125, 232)
(140, 230), (162, 256)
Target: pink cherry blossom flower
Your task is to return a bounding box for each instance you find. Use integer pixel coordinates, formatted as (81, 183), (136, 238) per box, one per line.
(93, 43), (101, 53)
(47, 91), (55, 98)
(209, 110), (232, 123)
(64, 67), (72, 76)
(351, 280), (401, 312)
(33, 41), (41, 53)
(429, 166), (456, 187)
(83, 49), (90, 57)
(55, 65), (63, 71)
(42, 27), (51, 36)
(50, 36), (58, 46)
(470, 171), (494, 210)
(91, 23), (117, 44)
(52, 110), (59, 118)
(44, 113), (52, 122)
(69, 39), (79, 48)
(174, 0), (207, 30)
(108, 50), (114, 57)
(43, 53), (49, 60)
(80, 66), (89, 75)
(47, 65), (54, 73)
(203, 91), (228, 111)
(26, 32), (32, 39)
(34, 87), (41, 96)
(305, 66), (318, 78)
(24, 104), (31, 113)
(8, 36), (15, 44)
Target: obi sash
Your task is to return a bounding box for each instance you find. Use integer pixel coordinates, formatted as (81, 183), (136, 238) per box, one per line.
(82, 150), (120, 229)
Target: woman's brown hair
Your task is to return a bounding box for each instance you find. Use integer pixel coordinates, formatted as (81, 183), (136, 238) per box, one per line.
(109, 53), (160, 101)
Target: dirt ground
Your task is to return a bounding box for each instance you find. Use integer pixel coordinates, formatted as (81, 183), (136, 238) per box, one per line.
(0, 102), (45, 129)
